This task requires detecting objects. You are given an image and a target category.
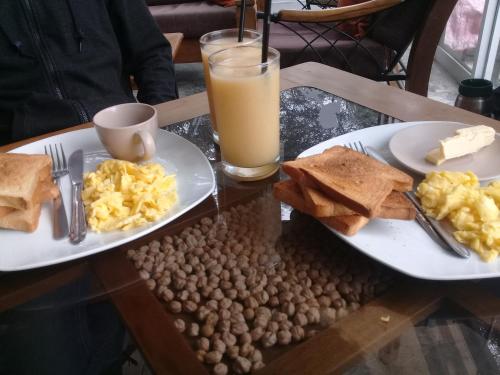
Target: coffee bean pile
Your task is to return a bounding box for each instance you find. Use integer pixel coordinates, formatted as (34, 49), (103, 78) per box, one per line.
(128, 197), (392, 374)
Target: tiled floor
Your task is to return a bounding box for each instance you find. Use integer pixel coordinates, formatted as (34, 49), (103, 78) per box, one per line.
(176, 63), (205, 98)
(427, 60), (460, 105)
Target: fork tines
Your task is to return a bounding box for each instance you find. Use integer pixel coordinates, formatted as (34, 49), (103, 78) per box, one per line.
(345, 141), (367, 155)
(44, 143), (67, 175)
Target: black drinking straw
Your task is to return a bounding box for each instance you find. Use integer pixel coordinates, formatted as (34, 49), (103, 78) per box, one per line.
(238, 0), (247, 42)
(261, 0), (272, 64)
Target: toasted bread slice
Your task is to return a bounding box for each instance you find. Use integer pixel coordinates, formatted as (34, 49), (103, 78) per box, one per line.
(0, 178), (58, 232)
(300, 186), (356, 217)
(282, 162), (391, 217)
(301, 185), (355, 217)
(273, 180), (369, 236)
(301, 168), (392, 218)
(282, 146), (413, 217)
(0, 177), (58, 219)
(34, 177), (59, 203)
(273, 179), (309, 213)
(0, 204), (42, 232)
(302, 185), (415, 220)
(0, 206), (15, 218)
(321, 146), (413, 192)
(0, 153), (51, 210)
(274, 180), (415, 235)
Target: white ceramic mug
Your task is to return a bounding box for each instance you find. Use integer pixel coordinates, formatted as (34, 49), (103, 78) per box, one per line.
(93, 103), (157, 161)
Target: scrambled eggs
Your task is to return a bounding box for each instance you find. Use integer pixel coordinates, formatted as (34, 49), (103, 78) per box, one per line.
(82, 160), (177, 232)
(417, 171), (500, 262)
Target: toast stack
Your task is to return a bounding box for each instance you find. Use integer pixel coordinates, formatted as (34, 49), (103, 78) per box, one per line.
(274, 146), (416, 236)
(0, 153), (58, 232)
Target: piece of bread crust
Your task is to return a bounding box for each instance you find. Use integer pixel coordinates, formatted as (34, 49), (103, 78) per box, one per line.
(0, 153), (51, 210)
(278, 179), (415, 220)
(0, 204), (42, 232)
(282, 161), (389, 217)
(34, 177), (59, 203)
(302, 168), (392, 218)
(301, 184), (355, 217)
(0, 176), (58, 232)
(301, 185), (415, 220)
(273, 180), (416, 235)
(273, 180), (369, 236)
(0, 177), (58, 219)
(0, 206), (15, 218)
(273, 179), (309, 213)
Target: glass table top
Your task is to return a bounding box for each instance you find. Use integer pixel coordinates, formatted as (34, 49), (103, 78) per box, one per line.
(2, 87), (499, 375)
(164, 86), (398, 162)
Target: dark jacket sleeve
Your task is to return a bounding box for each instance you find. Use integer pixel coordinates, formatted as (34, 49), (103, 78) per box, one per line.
(106, 0), (177, 104)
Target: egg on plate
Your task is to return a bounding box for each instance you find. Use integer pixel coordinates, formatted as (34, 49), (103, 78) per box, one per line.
(417, 171), (500, 262)
(82, 159), (178, 232)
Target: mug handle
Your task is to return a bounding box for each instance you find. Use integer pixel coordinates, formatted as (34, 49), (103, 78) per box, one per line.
(136, 130), (156, 160)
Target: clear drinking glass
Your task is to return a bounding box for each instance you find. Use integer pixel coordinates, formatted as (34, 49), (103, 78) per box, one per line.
(200, 29), (262, 144)
(208, 46), (280, 181)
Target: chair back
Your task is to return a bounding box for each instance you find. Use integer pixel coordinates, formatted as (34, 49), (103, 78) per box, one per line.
(405, 0), (458, 95)
(267, 0), (458, 96)
(368, 0), (433, 54)
(367, 0), (457, 95)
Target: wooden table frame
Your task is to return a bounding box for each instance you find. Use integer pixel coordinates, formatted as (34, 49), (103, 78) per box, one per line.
(1, 63), (499, 374)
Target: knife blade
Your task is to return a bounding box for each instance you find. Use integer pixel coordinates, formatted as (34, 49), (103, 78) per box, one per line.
(68, 149), (87, 244)
(365, 146), (470, 258)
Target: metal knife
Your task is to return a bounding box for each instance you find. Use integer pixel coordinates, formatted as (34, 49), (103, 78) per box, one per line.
(68, 149), (87, 244)
(365, 146), (471, 258)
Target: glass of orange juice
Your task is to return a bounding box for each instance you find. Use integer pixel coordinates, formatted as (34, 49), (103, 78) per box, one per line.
(209, 46), (280, 181)
(200, 29), (262, 144)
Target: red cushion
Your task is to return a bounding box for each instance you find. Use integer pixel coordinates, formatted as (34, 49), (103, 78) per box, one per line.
(337, 0), (370, 39)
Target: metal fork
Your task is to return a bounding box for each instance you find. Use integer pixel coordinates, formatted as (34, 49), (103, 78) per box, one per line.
(45, 144), (69, 239)
(344, 141), (470, 258)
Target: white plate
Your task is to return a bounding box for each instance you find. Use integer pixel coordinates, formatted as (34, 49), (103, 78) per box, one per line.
(0, 128), (215, 271)
(299, 121), (500, 280)
(389, 121), (500, 181)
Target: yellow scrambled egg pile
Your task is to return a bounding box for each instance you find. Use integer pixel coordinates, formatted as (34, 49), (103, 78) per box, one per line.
(417, 171), (500, 262)
(82, 160), (177, 232)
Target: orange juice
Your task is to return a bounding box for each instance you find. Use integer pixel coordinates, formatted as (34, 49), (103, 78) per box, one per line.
(209, 46), (280, 180)
(200, 30), (261, 142)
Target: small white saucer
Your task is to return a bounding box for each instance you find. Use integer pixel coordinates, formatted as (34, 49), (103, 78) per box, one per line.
(389, 121), (500, 181)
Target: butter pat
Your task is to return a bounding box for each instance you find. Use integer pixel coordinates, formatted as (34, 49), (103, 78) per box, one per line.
(441, 125), (495, 159)
(425, 148), (445, 165)
(426, 125), (496, 165)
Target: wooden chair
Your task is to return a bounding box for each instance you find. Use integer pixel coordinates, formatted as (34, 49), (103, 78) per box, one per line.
(261, 0), (458, 96)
